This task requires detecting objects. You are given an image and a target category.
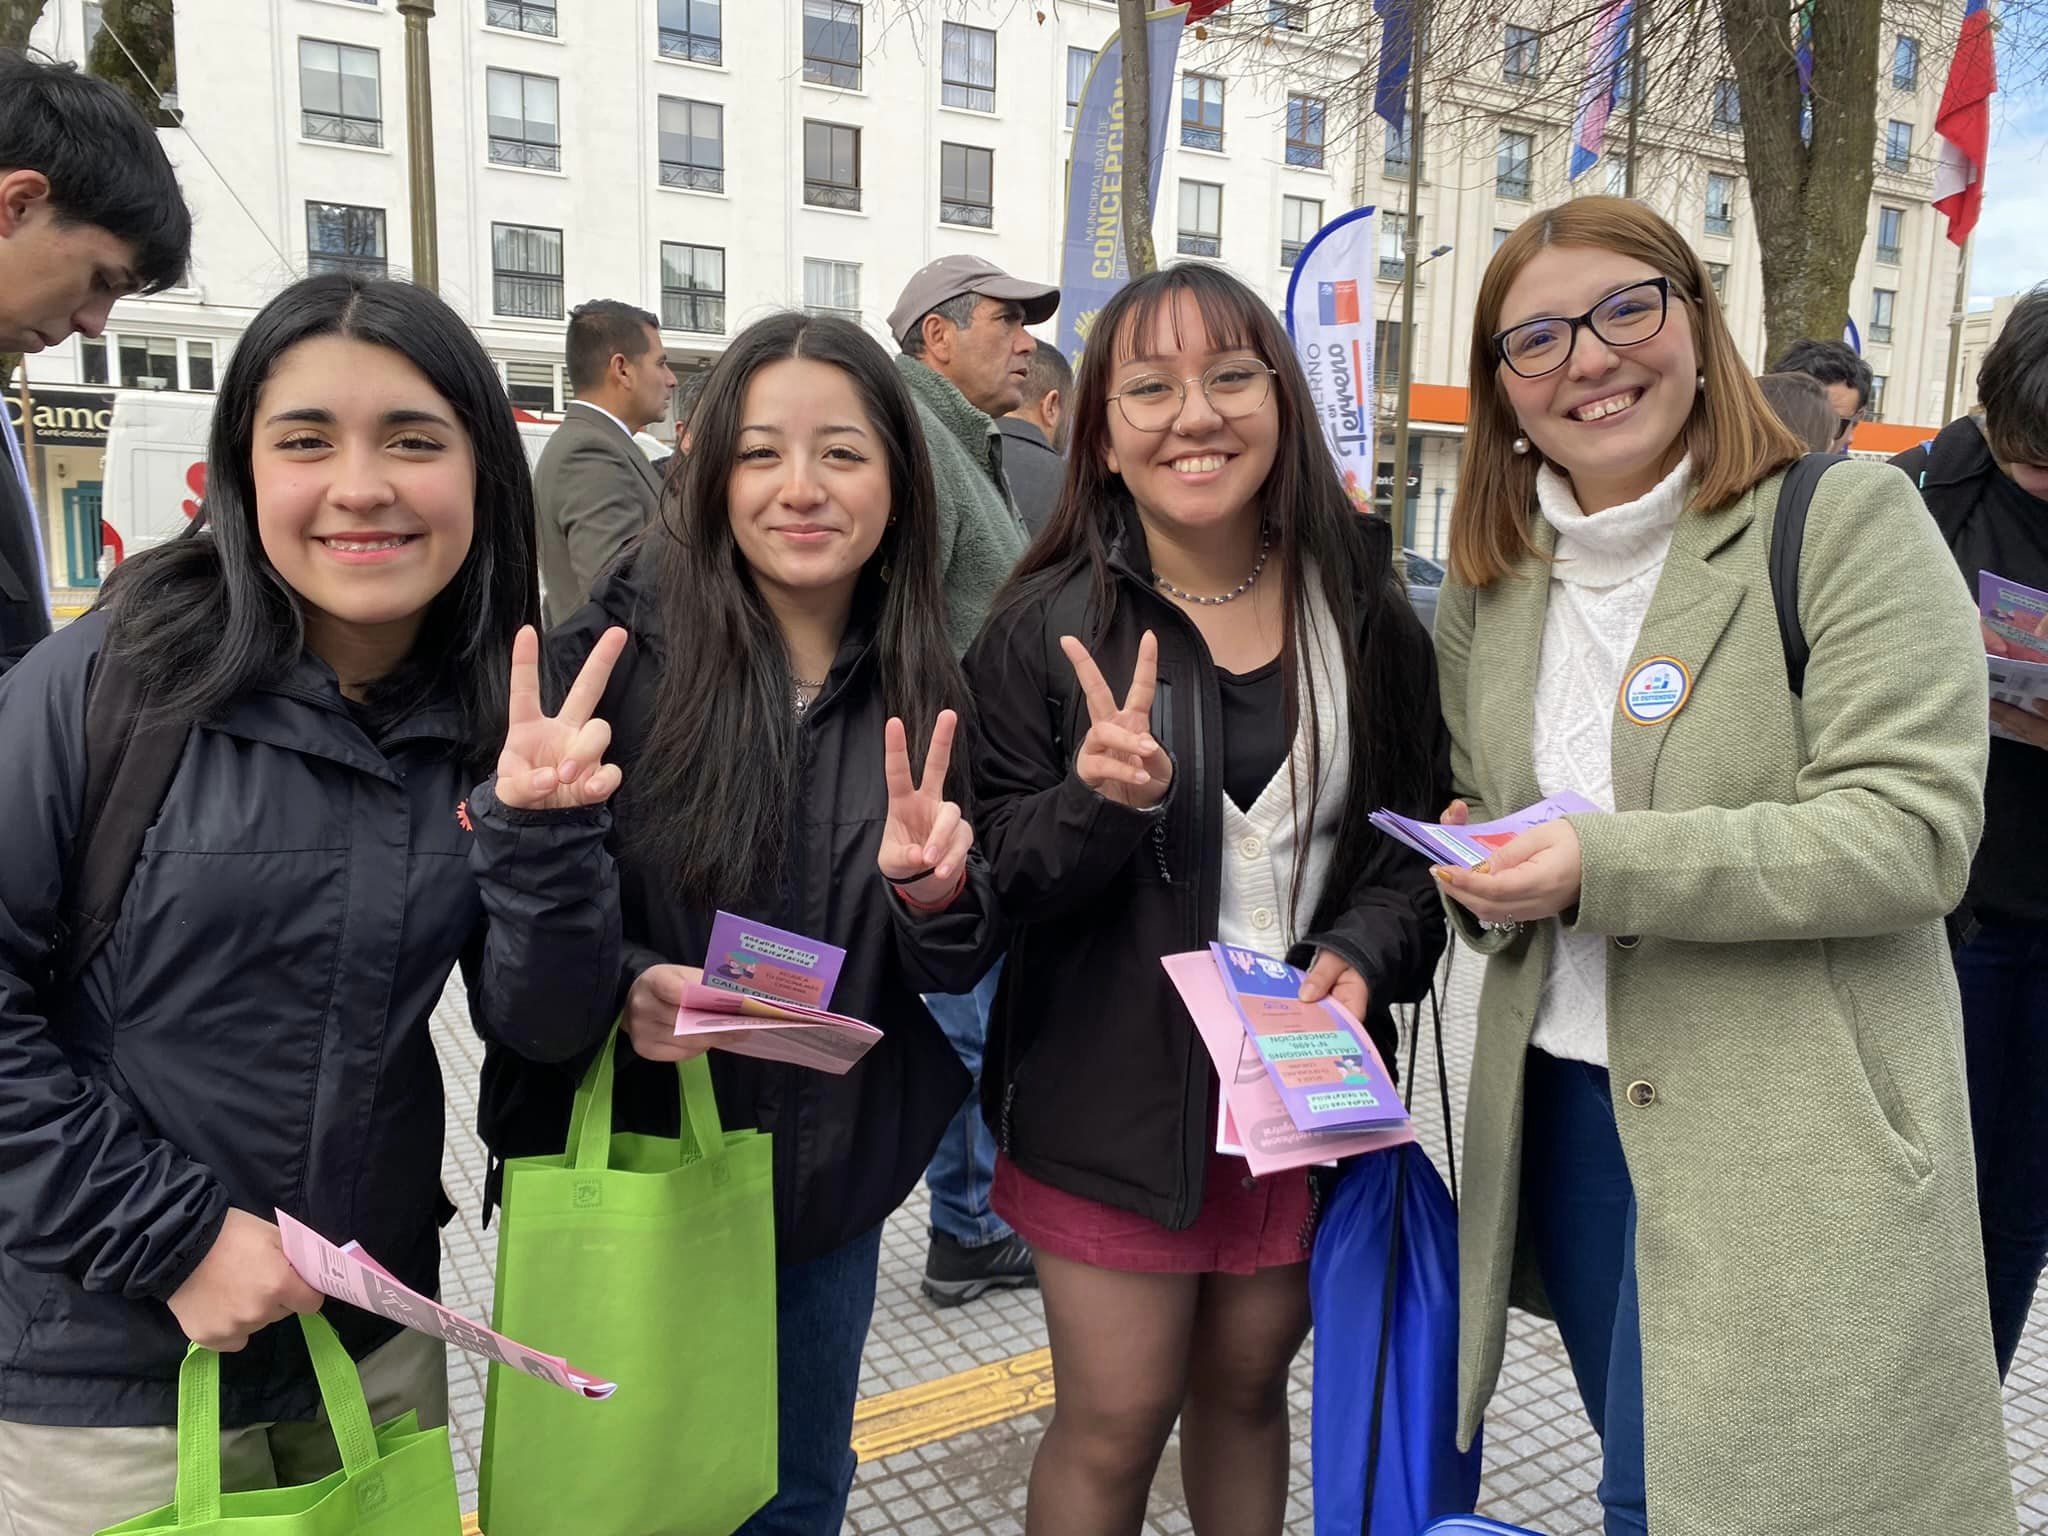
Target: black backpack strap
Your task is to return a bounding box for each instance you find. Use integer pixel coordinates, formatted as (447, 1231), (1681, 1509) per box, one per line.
(1769, 453), (1834, 698)
(53, 647), (190, 987)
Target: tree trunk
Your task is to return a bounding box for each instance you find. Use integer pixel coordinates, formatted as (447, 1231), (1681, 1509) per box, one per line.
(89, 0), (177, 128)
(1721, 0), (1881, 363)
(1117, 0), (1158, 275)
(0, 0), (48, 50)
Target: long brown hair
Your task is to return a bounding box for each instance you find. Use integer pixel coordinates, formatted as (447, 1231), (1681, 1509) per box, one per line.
(1451, 196), (1802, 587)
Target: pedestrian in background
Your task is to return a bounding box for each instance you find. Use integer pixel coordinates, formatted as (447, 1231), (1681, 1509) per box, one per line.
(1893, 282), (2048, 1380)
(1754, 370), (1838, 455)
(1434, 196), (2015, 1536)
(0, 53), (191, 675)
(0, 274), (625, 1535)
(1001, 339), (1073, 535)
(1770, 336), (1873, 453)
(968, 263), (1447, 1536)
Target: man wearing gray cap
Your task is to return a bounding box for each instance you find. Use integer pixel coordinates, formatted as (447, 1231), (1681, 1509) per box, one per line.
(888, 254), (1057, 1308)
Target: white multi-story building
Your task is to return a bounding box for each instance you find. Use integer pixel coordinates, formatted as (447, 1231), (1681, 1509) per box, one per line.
(21, 0), (1966, 590)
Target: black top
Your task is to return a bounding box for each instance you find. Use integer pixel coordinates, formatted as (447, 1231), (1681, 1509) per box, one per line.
(1218, 657), (1287, 812)
(997, 417), (1063, 536)
(0, 447), (51, 676)
(1895, 417), (2048, 926)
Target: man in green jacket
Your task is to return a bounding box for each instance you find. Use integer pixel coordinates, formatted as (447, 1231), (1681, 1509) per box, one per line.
(886, 255), (1058, 1306)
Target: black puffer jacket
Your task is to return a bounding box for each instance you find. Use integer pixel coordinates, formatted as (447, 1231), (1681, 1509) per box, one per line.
(965, 506), (1450, 1230)
(476, 561), (1000, 1266)
(0, 612), (619, 1427)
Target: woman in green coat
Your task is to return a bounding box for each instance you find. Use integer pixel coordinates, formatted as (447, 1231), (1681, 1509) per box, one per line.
(1430, 196), (2016, 1535)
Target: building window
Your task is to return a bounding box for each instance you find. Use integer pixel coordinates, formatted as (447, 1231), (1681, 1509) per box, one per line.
(485, 0), (557, 37)
(1177, 179), (1222, 257)
(940, 143), (993, 227)
(802, 1), (861, 89)
(306, 202), (388, 279)
(803, 258), (861, 321)
(81, 336), (109, 384)
(1885, 119), (1912, 170)
(1066, 47), (1094, 128)
(1876, 205), (1903, 265)
(660, 242), (725, 334)
(1374, 319), (1402, 388)
(1870, 287), (1895, 344)
(1711, 78), (1740, 133)
(1492, 226), (1511, 252)
(941, 23), (996, 112)
(1893, 35), (1919, 91)
(658, 97), (723, 193)
(658, 0), (721, 65)
(1495, 130), (1533, 200)
(1704, 172), (1735, 236)
(1182, 74), (1224, 152)
(1503, 24), (1540, 84)
(1379, 212), (1408, 280)
(1868, 373), (1888, 419)
(803, 121), (861, 210)
(299, 39), (381, 147)
(187, 341), (216, 393)
(1286, 94), (1325, 168)
(487, 69), (560, 171)
(492, 223), (564, 319)
(1705, 261), (1729, 299)
(1604, 158), (1628, 196)
(1385, 115), (1422, 177)
(503, 360), (557, 412)
(1281, 194), (1321, 267)
(118, 334), (180, 391)
(1268, 1), (1308, 28)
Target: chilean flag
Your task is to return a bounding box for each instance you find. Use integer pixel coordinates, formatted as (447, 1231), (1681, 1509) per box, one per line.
(1932, 0), (1997, 246)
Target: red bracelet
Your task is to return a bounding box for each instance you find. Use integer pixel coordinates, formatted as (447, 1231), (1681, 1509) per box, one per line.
(892, 866), (968, 913)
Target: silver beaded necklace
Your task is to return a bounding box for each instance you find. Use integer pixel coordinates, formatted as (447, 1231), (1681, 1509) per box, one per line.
(1153, 523), (1273, 607)
(790, 675), (825, 717)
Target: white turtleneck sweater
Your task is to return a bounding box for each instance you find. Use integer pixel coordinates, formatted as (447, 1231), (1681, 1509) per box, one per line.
(1528, 456), (1692, 1066)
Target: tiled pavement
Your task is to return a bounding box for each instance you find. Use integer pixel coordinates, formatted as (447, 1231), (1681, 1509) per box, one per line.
(429, 942), (2048, 1533)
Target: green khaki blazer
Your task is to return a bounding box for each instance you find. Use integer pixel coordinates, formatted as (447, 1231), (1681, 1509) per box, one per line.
(1434, 460), (2017, 1535)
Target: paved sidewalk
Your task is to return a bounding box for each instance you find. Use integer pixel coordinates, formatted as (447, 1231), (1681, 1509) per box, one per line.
(430, 943), (2048, 1532)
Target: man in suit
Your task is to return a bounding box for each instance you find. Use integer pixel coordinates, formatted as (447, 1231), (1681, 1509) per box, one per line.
(997, 340), (1071, 535)
(0, 55), (191, 675)
(535, 300), (674, 626)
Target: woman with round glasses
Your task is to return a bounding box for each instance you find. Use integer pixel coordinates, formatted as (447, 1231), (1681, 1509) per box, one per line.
(1432, 197), (2015, 1535)
(964, 263), (1448, 1534)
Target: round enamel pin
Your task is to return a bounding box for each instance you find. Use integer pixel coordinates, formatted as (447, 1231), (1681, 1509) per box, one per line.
(1620, 656), (1692, 726)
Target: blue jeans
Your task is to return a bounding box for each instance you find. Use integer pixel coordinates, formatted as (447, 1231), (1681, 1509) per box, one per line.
(1520, 1051), (1649, 1536)
(1954, 918), (2048, 1378)
(922, 960), (1012, 1247)
(733, 1225), (885, 1536)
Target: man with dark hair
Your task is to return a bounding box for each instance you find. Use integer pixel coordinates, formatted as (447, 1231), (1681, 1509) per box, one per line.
(534, 300), (673, 625)
(1769, 337), (1874, 453)
(1893, 282), (2048, 1380)
(0, 52), (191, 674)
(999, 339), (1072, 534)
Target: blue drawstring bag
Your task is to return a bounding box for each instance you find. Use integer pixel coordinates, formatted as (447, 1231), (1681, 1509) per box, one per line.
(1310, 1139), (1481, 1534)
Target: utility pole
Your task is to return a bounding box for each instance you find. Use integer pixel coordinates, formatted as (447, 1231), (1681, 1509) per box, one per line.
(1624, 0), (1648, 196)
(1387, 0), (1428, 559)
(1117, 0), (1159, 275)
(397, 0), (440, 291)
(1941, 235), (1972, 422)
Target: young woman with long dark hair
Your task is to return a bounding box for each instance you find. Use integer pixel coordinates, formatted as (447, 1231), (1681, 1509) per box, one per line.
(0, 272), (626, 1535)
(478, 310), (998, 1534)
(964, 263), (1448, 1534)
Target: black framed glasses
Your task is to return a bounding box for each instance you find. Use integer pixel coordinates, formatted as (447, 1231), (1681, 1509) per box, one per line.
(1107, 360), (1277, 432)
(1492, 277), (1671, 379)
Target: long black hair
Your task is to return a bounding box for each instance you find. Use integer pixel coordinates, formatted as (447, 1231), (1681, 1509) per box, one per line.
(996, 263), (1440, 915)
(98, 273), (541, 759)
(630, 311), (965, 907)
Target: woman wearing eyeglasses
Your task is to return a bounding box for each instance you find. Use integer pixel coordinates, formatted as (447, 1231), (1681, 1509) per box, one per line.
(1433, 198), (2016, 1536)
(964, 264), (1448, 1535)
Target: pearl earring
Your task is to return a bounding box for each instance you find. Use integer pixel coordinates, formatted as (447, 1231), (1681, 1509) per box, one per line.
(1697, 372), (1706, 389)
(1511, 435), (1531, 455)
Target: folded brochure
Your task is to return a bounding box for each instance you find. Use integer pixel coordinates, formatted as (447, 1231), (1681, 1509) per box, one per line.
(1370, 790), (1602, 869)
(700, 909), (847, 1011)
(1980, 572), (2048, 742)
(1209, 943), (1406, 1135)
(277, 1211), (615, 1400)
(1161, 951), (1413, 1178)
(675, 982), (881, 1075)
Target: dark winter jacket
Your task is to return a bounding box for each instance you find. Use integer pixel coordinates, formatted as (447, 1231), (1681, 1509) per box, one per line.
(1895, 416), (2048, 926)
(0, 612), (619, 1427)
(475, 560), (1000, 1266)
(965, 505), (1451, 1230)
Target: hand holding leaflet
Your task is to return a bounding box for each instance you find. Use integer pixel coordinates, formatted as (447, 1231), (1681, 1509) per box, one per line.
(675, 982), (882, 1074)
(1369, 791), (1601, 869)
(1979, 572), (2048, 745)
(1209, 943), (1407, 1134)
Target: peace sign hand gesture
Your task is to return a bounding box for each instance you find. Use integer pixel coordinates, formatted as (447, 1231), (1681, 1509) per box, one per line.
(879, 708), (974, 907)
(494, 624), (630, 811)
(1061, 630), (1173, 810)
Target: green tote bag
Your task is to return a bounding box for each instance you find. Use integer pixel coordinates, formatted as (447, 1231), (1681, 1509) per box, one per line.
(478, 1025), (778, 1536)
(96, 1312), (461, 1536)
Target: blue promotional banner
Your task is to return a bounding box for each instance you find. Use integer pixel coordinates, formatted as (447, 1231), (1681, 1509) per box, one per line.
(1057, 5), (1188, 364)
(1283, 205), (1379, 512)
